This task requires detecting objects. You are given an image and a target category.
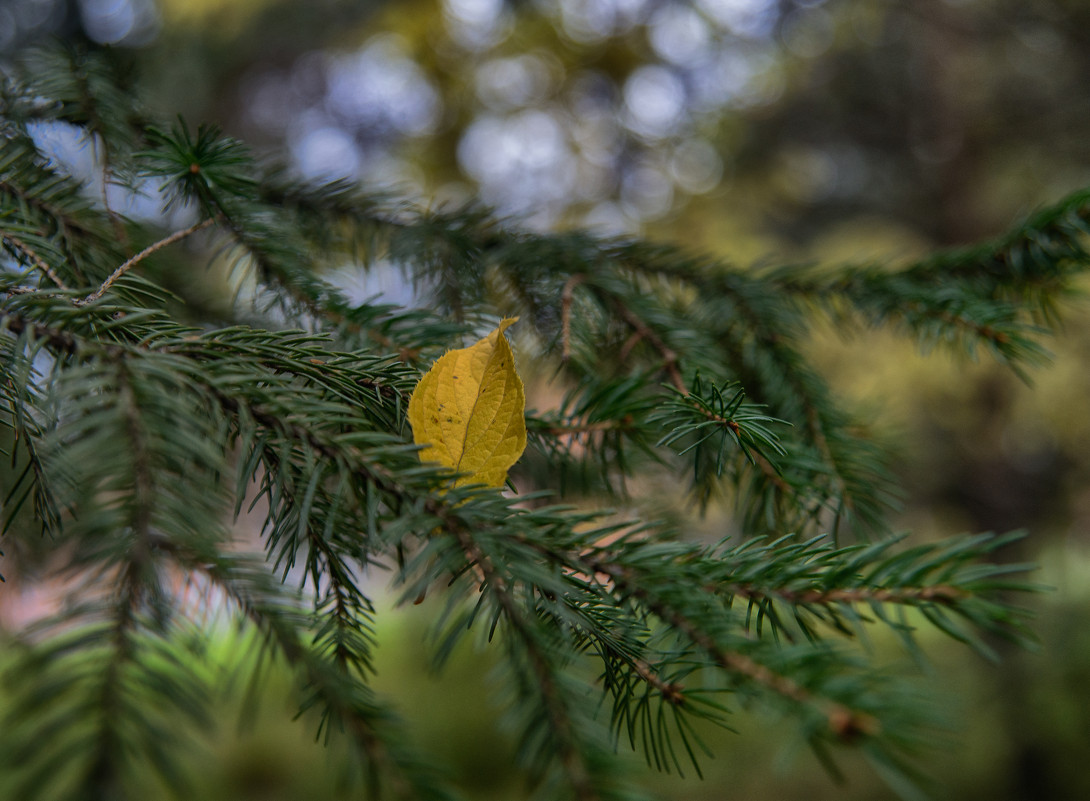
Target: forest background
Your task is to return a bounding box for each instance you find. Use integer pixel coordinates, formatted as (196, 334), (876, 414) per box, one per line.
(1, 0), (1089, 799)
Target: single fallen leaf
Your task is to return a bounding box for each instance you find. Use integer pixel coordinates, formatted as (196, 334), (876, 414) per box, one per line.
(408, 318), (526, 488)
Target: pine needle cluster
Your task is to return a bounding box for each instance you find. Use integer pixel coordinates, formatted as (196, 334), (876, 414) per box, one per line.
(1, 44), (1086, 801)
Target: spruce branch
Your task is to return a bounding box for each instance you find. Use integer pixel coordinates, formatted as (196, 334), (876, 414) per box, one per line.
(771, 189), (1090, 363)
(1, 379), (61, 538)
(452, 524), (599, 801)
(1, 608), (211, 801)
(0, 136), (123, 285)
(609, 295), (686, 392)
(653, 377), (789, 477)
(584, 556), (880, 742)
(0, 308), (82, 358)
(701, 270), (890, 535)
(54, 44), (130, 245)
(83, 572), (147, 797)
(175, 549), (457, 801)
(206, 205), (442, 362)
(115, 359), (154, 548)
(0, 167), (97, 238)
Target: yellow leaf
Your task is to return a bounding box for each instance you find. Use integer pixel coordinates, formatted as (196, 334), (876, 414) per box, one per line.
(407, 318), (526, 488)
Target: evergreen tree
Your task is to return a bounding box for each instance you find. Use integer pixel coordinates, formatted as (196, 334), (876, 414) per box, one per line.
(1, 44), (1085, 801)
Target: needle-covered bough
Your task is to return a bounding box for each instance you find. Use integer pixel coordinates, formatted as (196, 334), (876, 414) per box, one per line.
(1, 45), (1086, 801)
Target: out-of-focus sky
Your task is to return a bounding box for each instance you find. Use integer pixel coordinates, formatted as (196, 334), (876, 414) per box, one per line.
(7, 0), (1090, 249)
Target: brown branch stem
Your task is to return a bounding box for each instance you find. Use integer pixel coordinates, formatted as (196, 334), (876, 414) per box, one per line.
(2, 234), (70, 290)
(728, 583), (968, 606)
(611, 299), (685, 392)
(76, 217), (214, 305)
(905, 300), (1013, 346)
(0, 308), (84, 353)
(630, 657), (685, 706)
(591, 559), (880, 741)
(537, 417), (633, 437)
(560, 273), (586, 362)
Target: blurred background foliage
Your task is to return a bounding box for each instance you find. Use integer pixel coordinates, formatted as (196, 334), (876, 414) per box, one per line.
(2, 0), (1090, 798)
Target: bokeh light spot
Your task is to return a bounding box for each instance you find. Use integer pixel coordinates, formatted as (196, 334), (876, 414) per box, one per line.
(621, 161), (674, 220)
(695, 0), (777, 38)
(326, 35), (440, 137)
(780, 7), (836, 59)
(78, 0), (159, 46)
(291, 125), (361, 181)
(623, 65), (686, 139)
(670, 138), (724, 194)
(443, 0), (509, 49)
(476, 54), (552, 110)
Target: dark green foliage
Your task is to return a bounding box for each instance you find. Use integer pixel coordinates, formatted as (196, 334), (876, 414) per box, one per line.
(0, 45), (1084, 801)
